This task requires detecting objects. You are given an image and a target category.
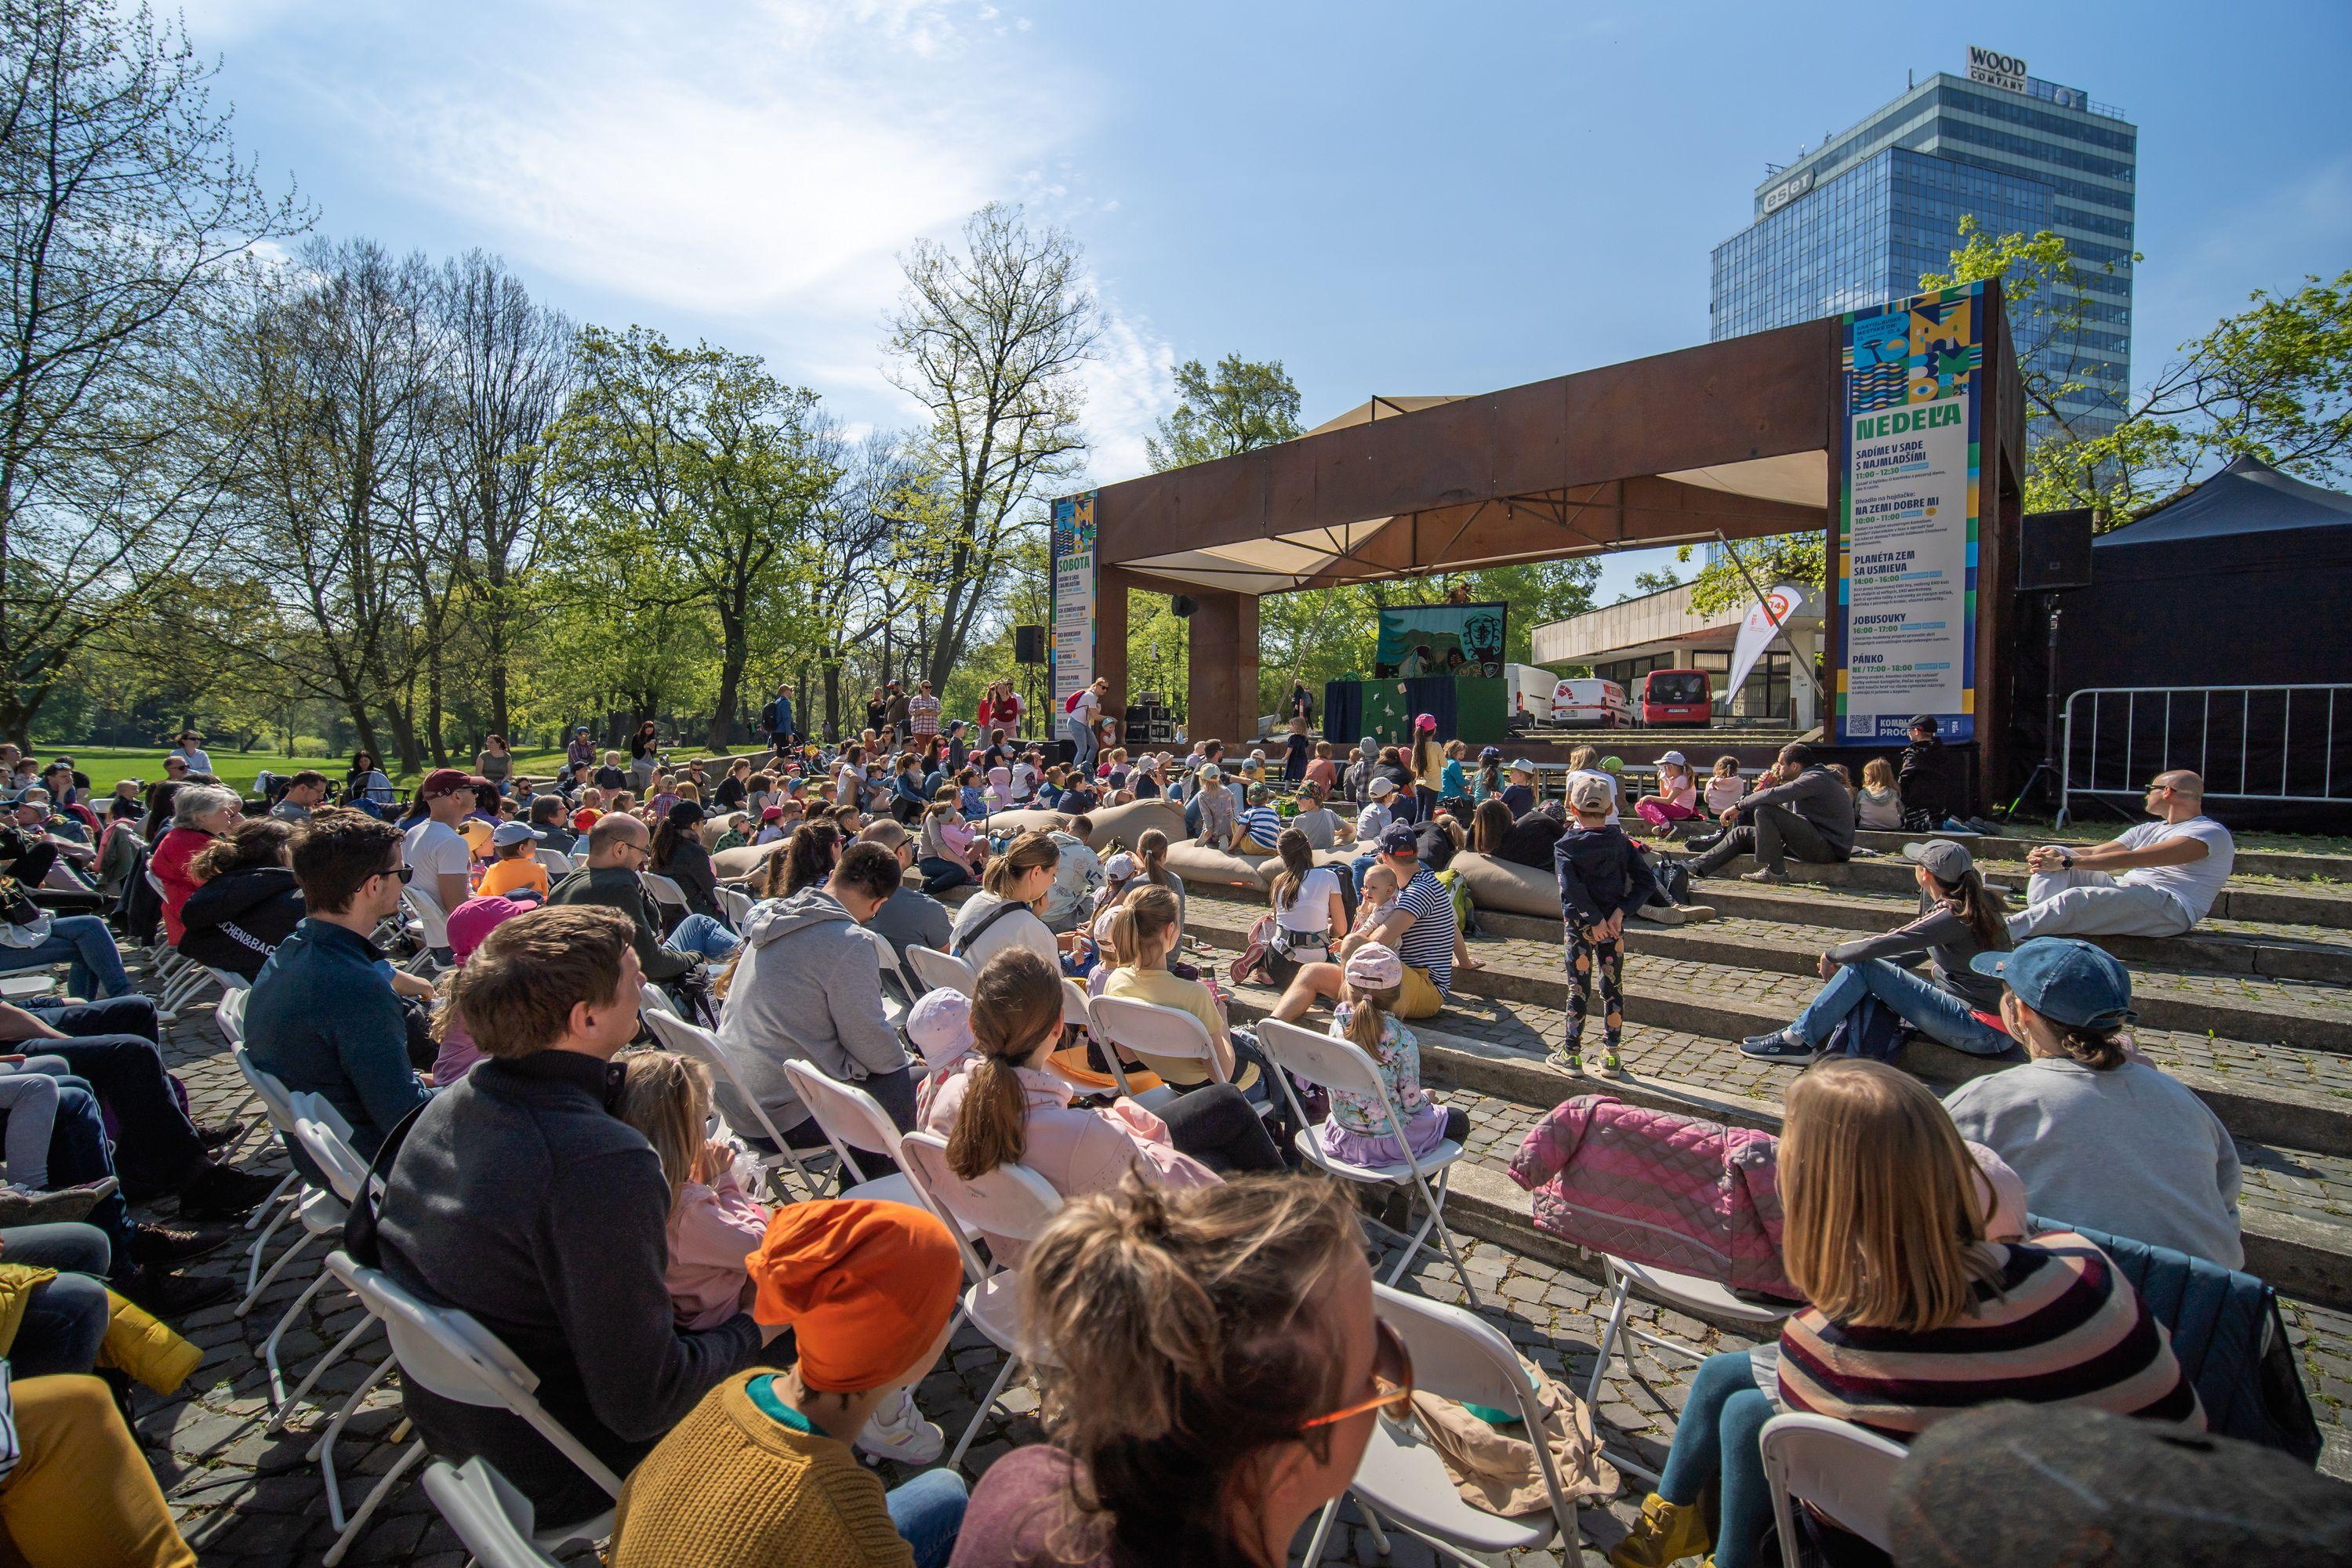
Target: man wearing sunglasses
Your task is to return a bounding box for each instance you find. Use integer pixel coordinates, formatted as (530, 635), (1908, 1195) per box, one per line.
(2009, 770), (2236, 942)
(245, 809), (434, 1180)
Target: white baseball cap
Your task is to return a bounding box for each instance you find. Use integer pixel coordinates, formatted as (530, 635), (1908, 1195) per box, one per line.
(1367, 777), (1397, 798)
(1657, 750), (1688, 767)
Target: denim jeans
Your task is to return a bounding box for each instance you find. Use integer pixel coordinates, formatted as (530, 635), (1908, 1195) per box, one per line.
(0, 1222), (112, 1378)
(4, 916), (130, 999)
(0, 1083), (133, 1276)
(1788, 958), (2013, 1056)
(1067, 713), (1097, 770)
(668, 914), (741, 961)
(1657, 1351), (1773, 1568)
(885, 1467), (967, 1568)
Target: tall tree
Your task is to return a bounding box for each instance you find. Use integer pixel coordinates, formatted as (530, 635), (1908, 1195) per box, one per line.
(431, 251), (573, 742)
(546, 325), (836, 749)
(0, 0), (309, 742)
(1138, 354), (1305, 705)
(212, 239), (441, 768)
(1145, 353), (1305, 470)
(887, 202), (1098, 691)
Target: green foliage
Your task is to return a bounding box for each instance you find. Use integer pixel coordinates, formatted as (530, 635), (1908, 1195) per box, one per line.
(1678, 534), (1826, 619)
(1145, 354), (1305, 470)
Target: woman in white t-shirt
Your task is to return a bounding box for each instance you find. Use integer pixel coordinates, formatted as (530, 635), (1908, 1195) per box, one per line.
(949, 829), (1063, 972)
(1265, 829), (1346, 987)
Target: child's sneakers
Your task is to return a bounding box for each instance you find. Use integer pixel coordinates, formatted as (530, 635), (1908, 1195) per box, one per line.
(1599, 1048), (1623, 1076)
(1548, 1044), (1584, 1074)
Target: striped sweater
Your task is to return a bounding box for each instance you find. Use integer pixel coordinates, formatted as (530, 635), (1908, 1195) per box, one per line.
(1777, 1233), (2203, 1439)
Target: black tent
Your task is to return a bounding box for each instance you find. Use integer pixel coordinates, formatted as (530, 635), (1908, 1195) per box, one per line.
(2044, 456), (2352, 826)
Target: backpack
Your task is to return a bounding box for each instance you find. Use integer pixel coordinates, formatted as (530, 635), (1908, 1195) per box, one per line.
(1820, 994), (1909, 1063)
(1653, 857), (1693, 908)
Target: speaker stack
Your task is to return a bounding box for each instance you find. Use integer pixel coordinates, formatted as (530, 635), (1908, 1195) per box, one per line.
(1125, 698), (1176, 746)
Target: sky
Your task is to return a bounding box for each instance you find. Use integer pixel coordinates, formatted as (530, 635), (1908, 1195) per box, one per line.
(180, 0), (2352, 603)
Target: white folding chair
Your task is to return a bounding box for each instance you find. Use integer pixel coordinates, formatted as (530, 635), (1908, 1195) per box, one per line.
(856, 927), (911, 1027)
(716, 884), (754, 930)
(895, 1130), (1063, 1467)
(534, 846), (574, 880)
(778, 1058), (945, 1219)
(230, 1049), (332, 1316)
(1087, 993), (1236, 1114)
(1254, 1017), (1479, 1306)
(401, 884), (451, 973)
(905, 943), (977, 998)
(215, 985), (250, 1046)
(1584, 1254), (1798, 1484)
(641, 871), (691, 916)
(640, 1007), (827, 1197)
(321, 1250), (617, 1566)
(1302, 1283), (1580, 1568)
(244, 1096), (363, 1413)
(1759, 1413), (1908, 1567)
(419, 1457), (573, 1568)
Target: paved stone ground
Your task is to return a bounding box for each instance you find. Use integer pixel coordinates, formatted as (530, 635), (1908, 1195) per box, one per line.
(146, 1003), (1681, 1566)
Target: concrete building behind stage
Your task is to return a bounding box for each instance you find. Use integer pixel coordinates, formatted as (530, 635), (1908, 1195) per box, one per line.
(1530, 583), (1824, 731)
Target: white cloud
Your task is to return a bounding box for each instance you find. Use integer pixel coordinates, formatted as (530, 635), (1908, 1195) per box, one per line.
(1076, 285), (1177, 488)
(209, 0), (1096, 424)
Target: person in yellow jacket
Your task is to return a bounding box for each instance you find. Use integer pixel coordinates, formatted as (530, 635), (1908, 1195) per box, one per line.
(0, 1259), (200, 1566)
(607, 1200), (967, 1568)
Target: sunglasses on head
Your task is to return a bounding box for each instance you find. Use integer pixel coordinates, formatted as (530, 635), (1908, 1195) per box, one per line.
(1300, 1316), (1414, 1430)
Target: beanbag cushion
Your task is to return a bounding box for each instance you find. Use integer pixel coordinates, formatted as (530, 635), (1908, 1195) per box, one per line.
(1450, 851), (1561, 918)
(1162, 838), (1272, 892)
(982, 798), (1187, 853)
(713, 840), (786, 881)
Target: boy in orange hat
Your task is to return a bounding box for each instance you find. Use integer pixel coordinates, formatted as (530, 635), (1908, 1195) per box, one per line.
(608, 1198), (968, 1568)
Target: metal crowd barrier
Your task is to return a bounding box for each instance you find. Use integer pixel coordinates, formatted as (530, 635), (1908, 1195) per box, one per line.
(2059, 684), (2351, 826)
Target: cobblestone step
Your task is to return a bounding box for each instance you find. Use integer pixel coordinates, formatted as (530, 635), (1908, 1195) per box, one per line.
(1666, 848), (2352, 929)
(1181, 901), (2352, 1162)
(1217, 982), (2352, 1313)
(1850, 828), (2352, 883)
(1676, 880), (2352, 984)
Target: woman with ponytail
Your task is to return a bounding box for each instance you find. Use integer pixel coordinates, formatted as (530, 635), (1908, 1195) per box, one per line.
(779, 819), (841, 897)
(1739, 838), (2017, 1062)
(953, 1178), (1388, 1568)
(1131, 827), (1184, 927)
(927, 949), (1218, 1258)
(1946, 936), (2242, 1269)
(1263, 829), (1344, 986)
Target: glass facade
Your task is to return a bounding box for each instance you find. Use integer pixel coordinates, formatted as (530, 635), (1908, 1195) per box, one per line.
(1711, 71), (2136, 434)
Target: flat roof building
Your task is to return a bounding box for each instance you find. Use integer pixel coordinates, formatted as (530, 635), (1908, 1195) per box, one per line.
(1711, 46), (2136, 436)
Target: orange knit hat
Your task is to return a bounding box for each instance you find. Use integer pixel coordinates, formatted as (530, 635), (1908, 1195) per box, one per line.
(748, 1200), (962, 1393)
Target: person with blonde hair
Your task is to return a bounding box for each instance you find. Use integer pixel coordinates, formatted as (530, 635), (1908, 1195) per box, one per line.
(952, 1178), (1390, 1568)
(613, 1051), (771, 1332)
(1610, 1058), (2199, 1568)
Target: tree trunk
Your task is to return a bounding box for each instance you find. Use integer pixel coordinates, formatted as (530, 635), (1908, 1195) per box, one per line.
(709, 608), (748, 751)
(822, 656), (841, 745)
(426, 643), (449, 767)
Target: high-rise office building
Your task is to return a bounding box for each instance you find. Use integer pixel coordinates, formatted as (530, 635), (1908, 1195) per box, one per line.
(1710, 47), (2136, 434)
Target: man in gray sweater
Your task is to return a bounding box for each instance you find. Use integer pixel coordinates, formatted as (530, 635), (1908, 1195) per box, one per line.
(375, 906), (775, 1528)
(713, 840), (917, 1149)
(1683, 742), (1857, 883)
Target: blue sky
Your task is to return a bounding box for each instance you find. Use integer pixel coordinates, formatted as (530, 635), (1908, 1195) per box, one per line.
(182, 0), (2351, 601)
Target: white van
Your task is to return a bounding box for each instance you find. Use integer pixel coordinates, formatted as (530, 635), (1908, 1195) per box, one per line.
(1503, 664), (1556, 728)
(1548, 677), (1630, 728)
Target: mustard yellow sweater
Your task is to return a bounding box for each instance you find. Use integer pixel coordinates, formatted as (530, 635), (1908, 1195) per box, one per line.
(608, 1372), (913, 1568)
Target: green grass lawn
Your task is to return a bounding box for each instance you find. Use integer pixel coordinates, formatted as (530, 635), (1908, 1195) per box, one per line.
(29, 744), (574, 797)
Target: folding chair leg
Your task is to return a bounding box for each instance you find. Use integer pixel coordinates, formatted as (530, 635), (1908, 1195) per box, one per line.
(949, 1355), (1021, 1470)
(1584, 1267), (1633, 1408)
(265, 1309), (378, 1434)
(1302, 1496), (1343, 1566)
(320, 1438), (426, 1567)
(242, 1194), (296, 1289)
(260, 1266), (332, 1410)
(237, 1225), (314, 1317)
(310, 1350), (397, 1529)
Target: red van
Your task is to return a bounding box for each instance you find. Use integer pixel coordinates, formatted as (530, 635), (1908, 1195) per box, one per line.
(1638, 669), (1713, 727)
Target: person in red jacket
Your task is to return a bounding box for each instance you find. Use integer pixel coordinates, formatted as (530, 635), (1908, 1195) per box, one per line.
(151, 783), (242, 946)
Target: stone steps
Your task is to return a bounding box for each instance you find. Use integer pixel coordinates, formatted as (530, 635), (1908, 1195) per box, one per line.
(1666, 849), (2352, 930)
(1681, 880), (2352, 984)
(1205, 974), (2352, 1314)
(1177, 893), (2352, 1160)
(1849, 828), (2352, 884)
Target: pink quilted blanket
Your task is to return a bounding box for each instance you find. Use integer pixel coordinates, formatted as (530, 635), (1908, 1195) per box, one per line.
(1508, 1094), (1798, 1298)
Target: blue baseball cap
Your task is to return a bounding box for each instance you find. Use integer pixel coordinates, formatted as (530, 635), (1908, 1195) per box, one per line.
(1377, 821), (1420, 856)
(1969, 938), (2136, 1030)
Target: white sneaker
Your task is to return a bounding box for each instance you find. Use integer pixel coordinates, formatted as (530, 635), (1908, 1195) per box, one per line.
(855, 1388), (945, 1465)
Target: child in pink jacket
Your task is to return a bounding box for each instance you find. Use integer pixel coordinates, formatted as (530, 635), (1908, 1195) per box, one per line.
(615, 1051), (772, 1330)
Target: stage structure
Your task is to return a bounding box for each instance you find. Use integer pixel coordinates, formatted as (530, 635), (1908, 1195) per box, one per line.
(1051, 285), (2027, 789)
